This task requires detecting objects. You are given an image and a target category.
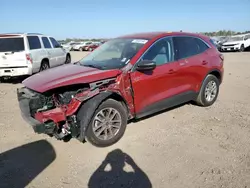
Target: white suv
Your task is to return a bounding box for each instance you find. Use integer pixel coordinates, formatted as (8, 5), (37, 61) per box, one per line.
(0, 33), (71, 79)
(221, 33), (250, 52)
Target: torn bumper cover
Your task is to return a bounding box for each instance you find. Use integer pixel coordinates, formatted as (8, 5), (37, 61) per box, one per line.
(17, 87), (54, 134)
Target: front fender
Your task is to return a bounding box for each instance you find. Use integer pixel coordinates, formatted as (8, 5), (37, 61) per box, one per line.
(76, 91), (113, 142)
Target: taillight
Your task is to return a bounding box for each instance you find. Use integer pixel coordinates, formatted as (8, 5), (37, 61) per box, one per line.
(26, 53), (33, 64)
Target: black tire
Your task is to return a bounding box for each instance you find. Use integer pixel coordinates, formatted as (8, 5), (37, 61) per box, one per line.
(39, 60), (50, 72)
(89, 48), (93, 51)
(79, 47), (83, 51)
(195, 74), (220, 107)
(85, 99), (128, 147)
(239, 44), (244, 52)
(65, 54), (71, 64)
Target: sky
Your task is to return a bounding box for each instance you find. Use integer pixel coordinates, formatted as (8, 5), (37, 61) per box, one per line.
(1, 0), (250, 40)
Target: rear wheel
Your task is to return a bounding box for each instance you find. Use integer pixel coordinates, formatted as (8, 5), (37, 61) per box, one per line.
(85, 99), (128, 147)
(79, 47), (83, 51)
(39, 60), (50, 72)
(195, 74), (220, 107)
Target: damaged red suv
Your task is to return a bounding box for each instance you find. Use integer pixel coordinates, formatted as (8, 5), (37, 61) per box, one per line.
(17, 32), (224, 147)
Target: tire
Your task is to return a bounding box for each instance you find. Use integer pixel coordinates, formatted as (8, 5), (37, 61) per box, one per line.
(85, 99), (128, 147)
(239, 44), (244, 52)
(65, 54), (71, 64)
(195, 74), (220, 107)
(79, 47), (83, 51)
(39, 60), (50, 72)
(89, 48), (93, 51)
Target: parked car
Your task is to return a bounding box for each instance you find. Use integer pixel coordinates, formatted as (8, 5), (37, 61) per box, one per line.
(72, 41), (93, 51)
(85, 42), (102, 51)
(220, 33), (250, 52)
(0, 33), (71, 80)
(61, 41), (81, 51)
(17, 31), (224, 147)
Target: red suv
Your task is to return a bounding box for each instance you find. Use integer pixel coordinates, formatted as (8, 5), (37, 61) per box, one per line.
(17, 32), (224, 147)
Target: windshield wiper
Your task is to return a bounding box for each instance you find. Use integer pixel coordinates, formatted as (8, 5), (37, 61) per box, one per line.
(83, 64), (101, 69)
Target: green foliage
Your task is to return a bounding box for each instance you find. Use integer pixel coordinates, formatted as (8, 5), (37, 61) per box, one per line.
(199, 30), (250, 37)
(59, 30), (250, 42)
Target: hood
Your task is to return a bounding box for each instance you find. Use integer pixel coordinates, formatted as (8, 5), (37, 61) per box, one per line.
(22, 63), (122, 93)
(223, 41), (242, 45)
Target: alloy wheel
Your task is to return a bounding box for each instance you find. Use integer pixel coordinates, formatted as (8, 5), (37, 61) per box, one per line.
(205, 80), (217, 102)
(92, 107), (122, 141)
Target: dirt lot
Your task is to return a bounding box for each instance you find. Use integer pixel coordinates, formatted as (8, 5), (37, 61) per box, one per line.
(1, 51), (250, 188)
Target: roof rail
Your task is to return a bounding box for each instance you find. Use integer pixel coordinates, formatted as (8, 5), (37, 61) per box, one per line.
(27, 33), (43, 35)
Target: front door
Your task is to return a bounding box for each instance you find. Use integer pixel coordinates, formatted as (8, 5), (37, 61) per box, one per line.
(129, 37), (181, 117)
(49, 37), (66, 66)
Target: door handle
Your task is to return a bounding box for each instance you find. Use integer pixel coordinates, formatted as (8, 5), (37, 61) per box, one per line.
(168, 69), (175, 74)
(202, 60), (208, 65)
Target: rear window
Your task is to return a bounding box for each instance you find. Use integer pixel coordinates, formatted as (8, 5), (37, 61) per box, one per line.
(27, 36), (41, 50)
(0, 37), (25, 52)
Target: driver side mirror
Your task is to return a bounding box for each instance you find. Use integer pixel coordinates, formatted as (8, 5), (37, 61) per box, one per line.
(136, 60), (156, 71)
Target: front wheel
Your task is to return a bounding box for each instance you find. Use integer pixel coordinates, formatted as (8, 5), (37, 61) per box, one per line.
(39, 60), (50, 72)
(239, 44), (244, 52)
(85, 99), (128, 147)
(65, 54), (71, 64)
(195, 74), (220, 107)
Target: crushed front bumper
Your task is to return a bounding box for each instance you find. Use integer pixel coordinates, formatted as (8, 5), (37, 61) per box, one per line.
(17, 87), (53, 134)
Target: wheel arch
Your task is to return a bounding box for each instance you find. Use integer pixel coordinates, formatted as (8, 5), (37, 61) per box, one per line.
(41, 58), (50, 65)
(198, 69), (222, 92)
(208, 69), (222, 84)
(76, 91), (130, 142)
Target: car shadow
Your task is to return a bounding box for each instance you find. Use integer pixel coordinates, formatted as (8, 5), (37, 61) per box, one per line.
(88, 149), (152, 188)
(245, 46), (250, 52)
(0, 76), (28, 84)
(0, 140), (56, 188)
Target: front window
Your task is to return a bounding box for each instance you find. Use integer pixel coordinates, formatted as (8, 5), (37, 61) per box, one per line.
(79, 38), (148, 70)
(228, 36), (244, 42)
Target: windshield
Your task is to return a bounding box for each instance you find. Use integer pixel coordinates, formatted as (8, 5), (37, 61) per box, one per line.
(79, 38), (148, 70)
(228, 36), (243, 42)
(0, 37), (25, 52)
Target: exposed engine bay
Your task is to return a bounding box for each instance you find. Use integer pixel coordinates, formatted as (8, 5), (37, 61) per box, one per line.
(17, 78), (121, 142)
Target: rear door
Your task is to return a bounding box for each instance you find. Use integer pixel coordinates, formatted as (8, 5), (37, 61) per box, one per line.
(173, 36), (211, 93)
(49, 37), (66, 66)
(0, 36), (27, 72)
(26, 35), (46, 72)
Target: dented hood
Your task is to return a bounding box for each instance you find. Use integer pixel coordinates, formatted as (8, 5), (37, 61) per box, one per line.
(22, 63), (121, 93)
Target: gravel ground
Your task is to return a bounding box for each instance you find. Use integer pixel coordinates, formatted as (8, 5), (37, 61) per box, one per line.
(0, 51), (250, 188)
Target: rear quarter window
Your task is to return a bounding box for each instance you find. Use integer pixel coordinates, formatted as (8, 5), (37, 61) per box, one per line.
(195, 38), (210, 53)
(0, 37), (25, 52)
(27, 36), (42, 50)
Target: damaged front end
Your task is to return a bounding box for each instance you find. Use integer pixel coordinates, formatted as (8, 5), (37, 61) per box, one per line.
(16, 77), (128, 141)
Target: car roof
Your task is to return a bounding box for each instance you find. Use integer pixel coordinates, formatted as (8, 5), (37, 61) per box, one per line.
(117, 31), (208, 40)
(0, 33), (48, 38)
